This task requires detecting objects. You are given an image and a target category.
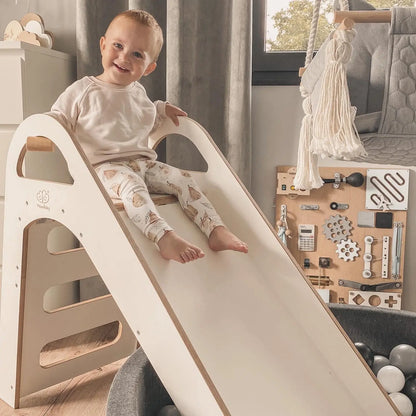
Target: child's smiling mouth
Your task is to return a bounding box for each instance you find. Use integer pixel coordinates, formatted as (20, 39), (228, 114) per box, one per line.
(114, 62), (129, 72)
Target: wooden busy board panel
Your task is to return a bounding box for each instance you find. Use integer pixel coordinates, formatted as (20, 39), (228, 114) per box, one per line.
(276, 166), (408, 309)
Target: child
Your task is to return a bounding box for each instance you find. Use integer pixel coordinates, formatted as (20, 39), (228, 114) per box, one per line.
(48, 9), (248, 263)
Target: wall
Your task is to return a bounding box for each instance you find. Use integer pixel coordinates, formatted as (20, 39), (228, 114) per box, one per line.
(252, 85), (416, 312)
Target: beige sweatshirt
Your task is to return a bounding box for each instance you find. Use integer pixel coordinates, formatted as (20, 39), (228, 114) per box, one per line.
(47, 76), (166, 165)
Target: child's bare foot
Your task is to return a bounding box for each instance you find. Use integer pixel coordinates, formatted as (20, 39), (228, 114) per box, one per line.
(158, 231), (205, 263)
(208, 226), (248, 253)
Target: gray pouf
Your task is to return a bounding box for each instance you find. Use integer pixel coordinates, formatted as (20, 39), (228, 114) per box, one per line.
(157, 405), (181, 416)
(107, 304), (416, 415)
(106, 347), (174, 416)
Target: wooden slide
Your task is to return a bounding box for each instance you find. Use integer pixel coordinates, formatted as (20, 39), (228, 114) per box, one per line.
(0, 114), (399, 414)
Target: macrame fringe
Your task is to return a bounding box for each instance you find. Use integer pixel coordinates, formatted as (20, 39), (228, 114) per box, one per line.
(293, 93), (324, 190)
(294, 0), (364, 190)
(311, 28), (367, 160)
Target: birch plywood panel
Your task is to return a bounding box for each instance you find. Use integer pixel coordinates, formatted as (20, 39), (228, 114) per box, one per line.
(276, 166), (408, 308)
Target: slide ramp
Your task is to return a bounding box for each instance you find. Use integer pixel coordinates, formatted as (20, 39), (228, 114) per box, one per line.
(0, 114), (399, 414)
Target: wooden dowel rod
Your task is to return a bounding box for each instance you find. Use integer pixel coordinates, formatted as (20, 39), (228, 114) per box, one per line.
(26, 136), (54, 152)
(338, 17), (354, 31)
(334, 10), (391, 24)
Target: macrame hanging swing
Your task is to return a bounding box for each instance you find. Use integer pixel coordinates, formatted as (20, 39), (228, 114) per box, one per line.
(294, 0), (365, 190)
(294, 0), (416, 190)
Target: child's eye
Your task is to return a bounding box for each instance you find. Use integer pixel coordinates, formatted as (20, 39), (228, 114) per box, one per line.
(133, 51), (143, 59)
(113, 42), (123, 49)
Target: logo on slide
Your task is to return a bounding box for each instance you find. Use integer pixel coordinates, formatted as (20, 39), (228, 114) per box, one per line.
(36, 189), (50, 210)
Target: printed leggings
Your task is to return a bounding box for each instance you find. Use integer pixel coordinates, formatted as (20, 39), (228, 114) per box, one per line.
(95, 159), (224, 243)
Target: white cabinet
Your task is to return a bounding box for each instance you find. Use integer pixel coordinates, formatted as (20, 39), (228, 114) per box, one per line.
(0, 40), (76, 281)
(0, 41), (76, 123)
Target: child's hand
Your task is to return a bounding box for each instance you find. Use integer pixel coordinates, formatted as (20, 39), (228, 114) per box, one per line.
(165, 103), (187, 126)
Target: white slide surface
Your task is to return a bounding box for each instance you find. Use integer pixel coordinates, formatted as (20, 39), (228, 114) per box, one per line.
(0, 114), (399, 415)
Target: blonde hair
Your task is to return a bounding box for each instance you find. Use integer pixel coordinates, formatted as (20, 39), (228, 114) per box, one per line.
(111, 10), (163, 61)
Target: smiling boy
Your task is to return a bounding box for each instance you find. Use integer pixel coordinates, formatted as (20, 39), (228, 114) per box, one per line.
(48, 10), (248, 263)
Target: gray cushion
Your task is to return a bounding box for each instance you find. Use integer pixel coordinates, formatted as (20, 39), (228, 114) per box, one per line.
(355, 111), (381, 133)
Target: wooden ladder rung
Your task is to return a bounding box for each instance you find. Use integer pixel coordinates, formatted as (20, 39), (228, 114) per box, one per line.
(26, 136), (55, 152)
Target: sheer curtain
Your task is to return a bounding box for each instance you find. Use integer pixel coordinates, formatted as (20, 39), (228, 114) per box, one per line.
(76, 0), (252, 186)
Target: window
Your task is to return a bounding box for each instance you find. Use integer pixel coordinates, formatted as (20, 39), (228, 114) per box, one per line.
(253, 0), (305, 85)
(253, 0), (415, 86)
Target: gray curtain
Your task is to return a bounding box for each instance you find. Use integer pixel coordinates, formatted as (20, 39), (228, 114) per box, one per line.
(166, 1), (252, 188)
(76, 0), (251, 187)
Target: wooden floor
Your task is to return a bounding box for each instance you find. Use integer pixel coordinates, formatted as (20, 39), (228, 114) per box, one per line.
(0, 358), (126, 416)
(0, 323), (131, 415)
(0, 357), (126, 416)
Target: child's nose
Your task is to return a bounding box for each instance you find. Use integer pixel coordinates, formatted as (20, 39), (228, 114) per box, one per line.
(118, 50), (129, 62)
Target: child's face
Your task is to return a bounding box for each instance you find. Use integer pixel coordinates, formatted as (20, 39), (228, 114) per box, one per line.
(98, 17), (157, 86)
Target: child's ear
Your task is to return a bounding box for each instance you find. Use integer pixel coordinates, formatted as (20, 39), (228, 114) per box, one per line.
(144, 61), (157, 76)
(99, 36), (106, 54)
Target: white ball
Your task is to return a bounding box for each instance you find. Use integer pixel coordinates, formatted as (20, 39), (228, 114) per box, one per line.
(377, 365), (405, 393)
(372, 355), (390, 375)
(389, 392), (413, 416)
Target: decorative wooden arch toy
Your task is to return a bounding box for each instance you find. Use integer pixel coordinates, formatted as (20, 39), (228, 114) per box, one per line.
(0, 114), (400, 414)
